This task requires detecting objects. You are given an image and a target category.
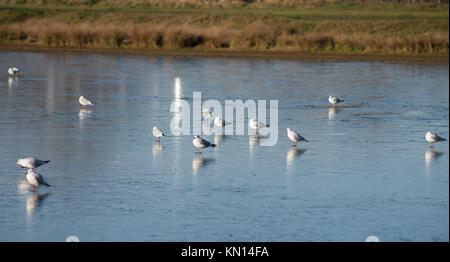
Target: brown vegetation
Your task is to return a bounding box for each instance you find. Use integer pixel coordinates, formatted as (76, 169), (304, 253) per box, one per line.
(1, 20), (447, 54)
(0, 1), (448, 56)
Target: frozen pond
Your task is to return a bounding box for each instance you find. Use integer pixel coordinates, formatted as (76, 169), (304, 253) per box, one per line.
(0, 51), (448, 241)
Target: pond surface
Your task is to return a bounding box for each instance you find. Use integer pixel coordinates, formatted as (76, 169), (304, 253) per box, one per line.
(0, 51), (448, 241)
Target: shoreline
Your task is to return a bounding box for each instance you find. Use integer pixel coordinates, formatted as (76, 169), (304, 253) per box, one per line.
(0, 44), (448, 64)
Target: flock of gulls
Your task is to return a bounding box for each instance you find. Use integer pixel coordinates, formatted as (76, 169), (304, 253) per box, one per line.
(8, 66), (448, 192)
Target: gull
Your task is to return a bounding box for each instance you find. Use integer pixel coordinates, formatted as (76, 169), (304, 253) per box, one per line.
(425, 131), (446, 148)
(152, 126), (166, 141)
(8, 67), (20, 76)
(249, 118), (269, 133)
(193, 135), (217, 154)
(287, 128), (309, 146)
(79, 96), (94, 108)
(17, 157), (50, 169)
(328, 96), (344, 108)
(203, 109), (212, 119)
(26, 169), (53, 192)
(214, 116), (226, 128)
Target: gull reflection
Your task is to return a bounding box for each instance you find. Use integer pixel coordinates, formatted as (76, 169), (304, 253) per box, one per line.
(172, 77), (183, 125)
(286, 148), (307, 167)
(249, 135), (260, 153)
(8, 76), (18, 88)
(249, 134), (270, 150)
(26, 192), (52, 216)
(214, 129), (227, 146)
(17, 179), (32, 194)
(202, 119), (213, 135)
(425, 150), (443, 166)
(152, 141), (163, 158)
(192, 156), (214, 175)
(174, 77), (182, 99)
(79, 108), (92, 121)
(328, 108), (342, 120)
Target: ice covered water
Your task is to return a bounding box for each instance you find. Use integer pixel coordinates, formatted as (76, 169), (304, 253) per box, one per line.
(0, 51), (448, 241)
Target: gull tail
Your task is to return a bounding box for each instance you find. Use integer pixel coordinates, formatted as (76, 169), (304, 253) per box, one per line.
(44, 160), (51, 163)
(211, 144), (217, 147)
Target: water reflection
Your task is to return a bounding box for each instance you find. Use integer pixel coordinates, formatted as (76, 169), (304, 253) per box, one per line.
(8, 76), (17, 88)
(202, 119), (213, 135)
(152, 142), (163, 158)
(174, 77), (182, 99)
(17, 179), (32, 194)
(214, 133), (227, 146)
(192, 156), (215, 175)
(79, 108), (92, 121)
(425, 150), (443, 166)
(286, 148), (307, 168)
(328, 108), (340, 120)
(249, 135), (260, 152)
(26, 192), (52, 216)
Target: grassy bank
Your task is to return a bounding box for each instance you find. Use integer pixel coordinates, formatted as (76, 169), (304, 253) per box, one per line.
(0, 1), (448, 59)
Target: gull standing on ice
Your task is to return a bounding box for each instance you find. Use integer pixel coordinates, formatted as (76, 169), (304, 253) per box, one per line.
(203, 109), (212, 119)
(249, 118), (269, 133)
(26, 169), (52, 192)
(152, 126), (166, 141)
(8, 67), (20, 76)
(425, 131), (446, 148)
(287, 128), (309, 146)
(328, 96), (344, 108)
(17, 157), (50, 169)
(193, 135), (217, 154)
(79, 96), (94, 108)
(214, 116), (226, 128)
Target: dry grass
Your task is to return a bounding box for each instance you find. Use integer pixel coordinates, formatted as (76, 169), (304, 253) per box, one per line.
(0, 1), (448, 55)
(1, 20), (447, 54)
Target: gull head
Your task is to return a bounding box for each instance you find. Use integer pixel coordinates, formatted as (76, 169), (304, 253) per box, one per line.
(194, 135), (200, 139)
(16, 159), (22, 165)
